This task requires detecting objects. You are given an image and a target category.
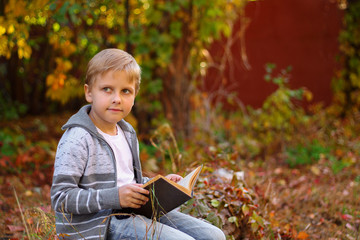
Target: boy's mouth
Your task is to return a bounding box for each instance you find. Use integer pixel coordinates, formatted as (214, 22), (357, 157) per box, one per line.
(108, 108), (122, 112)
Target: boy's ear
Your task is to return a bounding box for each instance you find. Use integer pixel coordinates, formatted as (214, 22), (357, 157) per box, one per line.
(84, 84), (93, 103)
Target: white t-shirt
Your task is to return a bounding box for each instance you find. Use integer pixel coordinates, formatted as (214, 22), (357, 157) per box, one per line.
(97, 125), (135, 187)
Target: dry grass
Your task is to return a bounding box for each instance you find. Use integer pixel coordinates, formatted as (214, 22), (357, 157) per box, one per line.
(0, 176), (55, 239)
(247, 158), (360, 239)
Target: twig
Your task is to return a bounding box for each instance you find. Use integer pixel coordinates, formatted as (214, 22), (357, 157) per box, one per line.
(13, 187), (31, 240)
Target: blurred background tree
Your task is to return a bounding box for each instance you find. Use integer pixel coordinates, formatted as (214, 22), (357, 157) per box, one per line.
(1, 0), (358, 139)
(332, 0), (360, 117)
(0, 0), (247, 138)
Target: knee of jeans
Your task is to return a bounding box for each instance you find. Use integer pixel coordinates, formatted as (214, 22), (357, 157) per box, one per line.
(209, 227), (226, 240)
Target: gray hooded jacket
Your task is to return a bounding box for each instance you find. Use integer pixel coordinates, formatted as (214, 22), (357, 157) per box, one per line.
(51, 105), (146, 239)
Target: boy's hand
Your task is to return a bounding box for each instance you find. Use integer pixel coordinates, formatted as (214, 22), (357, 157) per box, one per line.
(165, 174), (183, 183)
(118, 184), (149, 208)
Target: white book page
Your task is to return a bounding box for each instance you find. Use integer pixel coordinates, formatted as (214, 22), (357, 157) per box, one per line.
(177, 167), (199, 189)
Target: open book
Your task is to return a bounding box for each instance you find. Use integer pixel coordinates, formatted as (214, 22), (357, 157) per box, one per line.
(123, 165), (202, 219)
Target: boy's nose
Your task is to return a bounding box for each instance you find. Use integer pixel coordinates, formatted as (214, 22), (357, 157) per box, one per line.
(113, 93), (122, 103)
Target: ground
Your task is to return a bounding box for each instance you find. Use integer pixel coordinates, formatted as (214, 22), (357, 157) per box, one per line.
(0, 114), (359, 239)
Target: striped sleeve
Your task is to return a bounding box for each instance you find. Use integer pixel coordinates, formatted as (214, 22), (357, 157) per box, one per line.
(50, 130), (121, 214)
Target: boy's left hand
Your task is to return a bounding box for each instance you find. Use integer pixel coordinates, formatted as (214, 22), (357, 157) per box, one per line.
(165, 174), (183, 183)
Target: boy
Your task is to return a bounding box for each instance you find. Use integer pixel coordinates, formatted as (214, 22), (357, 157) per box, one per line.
(51, 48), (225, 240)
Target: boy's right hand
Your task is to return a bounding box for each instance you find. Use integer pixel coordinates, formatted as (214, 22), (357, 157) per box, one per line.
(118, 183), (149, 208)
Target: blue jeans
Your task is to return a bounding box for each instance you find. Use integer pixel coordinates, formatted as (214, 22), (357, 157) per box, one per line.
(107, 210), (226, 240)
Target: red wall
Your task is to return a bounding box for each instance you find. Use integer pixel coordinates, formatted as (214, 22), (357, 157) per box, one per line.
(205, 0), (344, 108)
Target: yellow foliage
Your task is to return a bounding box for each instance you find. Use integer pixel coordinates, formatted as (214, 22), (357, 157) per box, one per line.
(17, 44), (32, 59)
(46, 74), (55, 87)
(55, 58), (73, 72)
(0, 0), (36, 60)
(108, 35), (116, 44)
(46, 57), (84, 104)
(46, 58), (72, 92)
(350, 73), (360, 88)
(17, 38), (26, 48)
(46, 76), (83, 105)
(100, 5), (107, 12)
(303, 89), (313, 102)
(5, 0), (27, 18)
(49, 28), (76, 57)
(0, 36), (8, 57)
(61, 41), (77, 57)
(0, 21), (32, 59)
(57, 73), (66, 88)
(49, 34), (59, 48)
(0, 25), (5, 36)
(31, 0), (49, 11)
(7, 24), (15, 34)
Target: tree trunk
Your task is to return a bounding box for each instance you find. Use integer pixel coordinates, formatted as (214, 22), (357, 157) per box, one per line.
(8, 54), (25, 105)
(124, 0), (133, 55)
(161, 6), (193, 139)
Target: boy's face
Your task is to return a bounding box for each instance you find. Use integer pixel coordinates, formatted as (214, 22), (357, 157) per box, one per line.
(84, 70), (136, 134)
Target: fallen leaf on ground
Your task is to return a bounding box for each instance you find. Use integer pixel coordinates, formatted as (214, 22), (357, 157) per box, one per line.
(297, 231), (309, 239)
(7, 225), (25, 232)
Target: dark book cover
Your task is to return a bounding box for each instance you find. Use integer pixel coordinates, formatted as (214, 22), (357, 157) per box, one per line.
(129, 177), (192, 219)
(122, 165), (202, 219)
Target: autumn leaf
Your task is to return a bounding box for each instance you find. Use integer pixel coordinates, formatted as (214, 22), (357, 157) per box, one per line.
(297, 231), (309, 239)
(310, 165), (321, 175)
(341, 214), (353, 221)
(211, 199), (220, 208)
(7, 225), (25, 232)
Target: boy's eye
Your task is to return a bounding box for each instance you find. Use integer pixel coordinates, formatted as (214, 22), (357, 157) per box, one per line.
(103, 87), (111, 92)
(122, 89), (131, 94)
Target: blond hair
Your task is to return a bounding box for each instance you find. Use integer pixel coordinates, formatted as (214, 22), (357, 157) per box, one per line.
(85, 48), (141, 94)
